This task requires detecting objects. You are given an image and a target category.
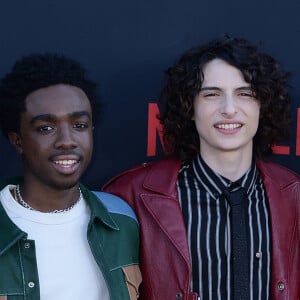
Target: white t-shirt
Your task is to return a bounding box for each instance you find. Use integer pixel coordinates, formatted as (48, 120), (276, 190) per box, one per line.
(0, 185), (110, 300)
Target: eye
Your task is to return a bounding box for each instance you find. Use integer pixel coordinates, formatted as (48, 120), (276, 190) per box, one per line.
(204, 92), (219, 97)
(238, 89), (255, 98)
(73, 122), (88, 129)
(201, 91), (220, 99)
(37, 125), (54, 133)
(240, 92), (253, 97)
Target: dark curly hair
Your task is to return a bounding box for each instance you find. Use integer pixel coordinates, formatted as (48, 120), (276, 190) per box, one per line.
(160, 36), (291, 161)
(0, 53), (100, 139)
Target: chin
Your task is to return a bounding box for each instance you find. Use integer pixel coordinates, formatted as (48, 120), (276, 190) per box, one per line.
(49, 180), (79, 191)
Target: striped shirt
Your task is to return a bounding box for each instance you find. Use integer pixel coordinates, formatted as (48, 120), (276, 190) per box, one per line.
(177, 155), (271, 300)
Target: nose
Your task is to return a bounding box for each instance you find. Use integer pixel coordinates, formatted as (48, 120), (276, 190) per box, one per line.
(54, 124), (77, 149)
(220, 95), (237, 118)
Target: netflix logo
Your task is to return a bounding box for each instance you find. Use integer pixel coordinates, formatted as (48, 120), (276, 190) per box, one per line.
(147, 103), (300, 157)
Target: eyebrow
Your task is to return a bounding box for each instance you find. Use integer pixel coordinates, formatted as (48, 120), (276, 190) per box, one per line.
(30, 111), (91, 124)
(200, 87), (221, 91)
(200, 86), (253, 92)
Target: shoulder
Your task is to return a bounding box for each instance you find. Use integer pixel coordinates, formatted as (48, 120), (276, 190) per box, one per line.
(102, 159), (181, 189)
(81, 185), (139, 231)
(88, 190), (140, 273)
(92, 191), (138, 224)
(257, 159), (300, 187)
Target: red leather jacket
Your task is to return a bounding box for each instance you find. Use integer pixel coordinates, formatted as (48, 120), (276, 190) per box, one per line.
(103, 159), (300, 300)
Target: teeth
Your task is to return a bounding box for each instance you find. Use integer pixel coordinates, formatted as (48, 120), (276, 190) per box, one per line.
(215, 123), (242, 130)
(54, 160), (77, 166)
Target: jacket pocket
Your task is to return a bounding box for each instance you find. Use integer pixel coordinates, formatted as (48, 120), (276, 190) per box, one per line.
(122, 265), (142, 300)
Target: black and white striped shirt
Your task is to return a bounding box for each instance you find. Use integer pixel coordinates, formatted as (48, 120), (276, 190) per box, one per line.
(177, 155), (271, 300)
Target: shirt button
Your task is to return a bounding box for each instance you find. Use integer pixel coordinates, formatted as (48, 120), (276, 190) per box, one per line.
(176, 292), (183, 299)
(255, 251), (262, 258)
(24, 242), (30, 249)
(28, 282), (35, 288)
(277, 282), (285, 291)
(213, 192), (219, 198)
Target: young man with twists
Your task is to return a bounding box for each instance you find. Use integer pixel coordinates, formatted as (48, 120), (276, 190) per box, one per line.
(103, 37), (300, 300)
(0, 53), (141, 300)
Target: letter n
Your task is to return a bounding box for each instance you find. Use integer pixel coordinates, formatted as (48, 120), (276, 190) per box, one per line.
(272, 145), (290, 155)
(296, 108), (300, 156)
(147, 103), (165, 156)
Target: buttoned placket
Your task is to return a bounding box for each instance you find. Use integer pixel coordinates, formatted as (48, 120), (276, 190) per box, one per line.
(19, 239), (40, 299)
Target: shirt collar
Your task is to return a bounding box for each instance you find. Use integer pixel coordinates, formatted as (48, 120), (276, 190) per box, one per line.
(190, 155), (259, 198)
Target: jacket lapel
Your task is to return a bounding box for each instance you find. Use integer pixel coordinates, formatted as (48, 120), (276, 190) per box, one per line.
(140, 159), (191, 267)
(141, 193), (191, 266)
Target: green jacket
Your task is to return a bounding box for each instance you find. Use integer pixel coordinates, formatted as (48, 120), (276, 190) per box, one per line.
(0, 180), (141, 300)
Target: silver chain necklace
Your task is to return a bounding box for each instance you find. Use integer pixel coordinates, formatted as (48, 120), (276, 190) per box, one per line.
(15, 184), (83, 213)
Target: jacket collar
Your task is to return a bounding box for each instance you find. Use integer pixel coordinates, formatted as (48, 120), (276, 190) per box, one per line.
(143, 159), (182, 197)
(0, 200), (26, 255)
(80, 184), (119, 230)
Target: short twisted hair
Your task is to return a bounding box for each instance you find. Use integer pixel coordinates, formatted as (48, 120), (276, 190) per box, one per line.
(0, 53), (99, 138)
(160, 36), (291, 160)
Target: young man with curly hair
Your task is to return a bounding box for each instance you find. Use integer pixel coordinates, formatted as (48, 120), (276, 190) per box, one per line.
(0, 53), (141, 300)
(103, 37), (300, 300)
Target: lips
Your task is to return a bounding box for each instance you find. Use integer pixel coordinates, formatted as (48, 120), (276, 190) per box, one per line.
(51, 155), (81, 175)
(53, 159), (78, 167)
(214, 123), (242, 130)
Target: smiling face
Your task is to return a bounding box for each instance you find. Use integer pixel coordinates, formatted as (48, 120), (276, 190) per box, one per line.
(9, 84), (93, 191)
(193, 58), (260, 162)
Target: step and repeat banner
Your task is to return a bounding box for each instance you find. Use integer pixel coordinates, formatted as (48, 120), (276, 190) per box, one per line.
(0, 0), (299, 189)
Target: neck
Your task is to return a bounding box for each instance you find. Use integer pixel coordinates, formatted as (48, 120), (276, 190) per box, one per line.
(200, 149), (253, 181)
(17, 180), (82, 213)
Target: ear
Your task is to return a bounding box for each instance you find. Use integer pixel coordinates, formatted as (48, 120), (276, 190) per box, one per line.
(7, 132), (23, 154)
